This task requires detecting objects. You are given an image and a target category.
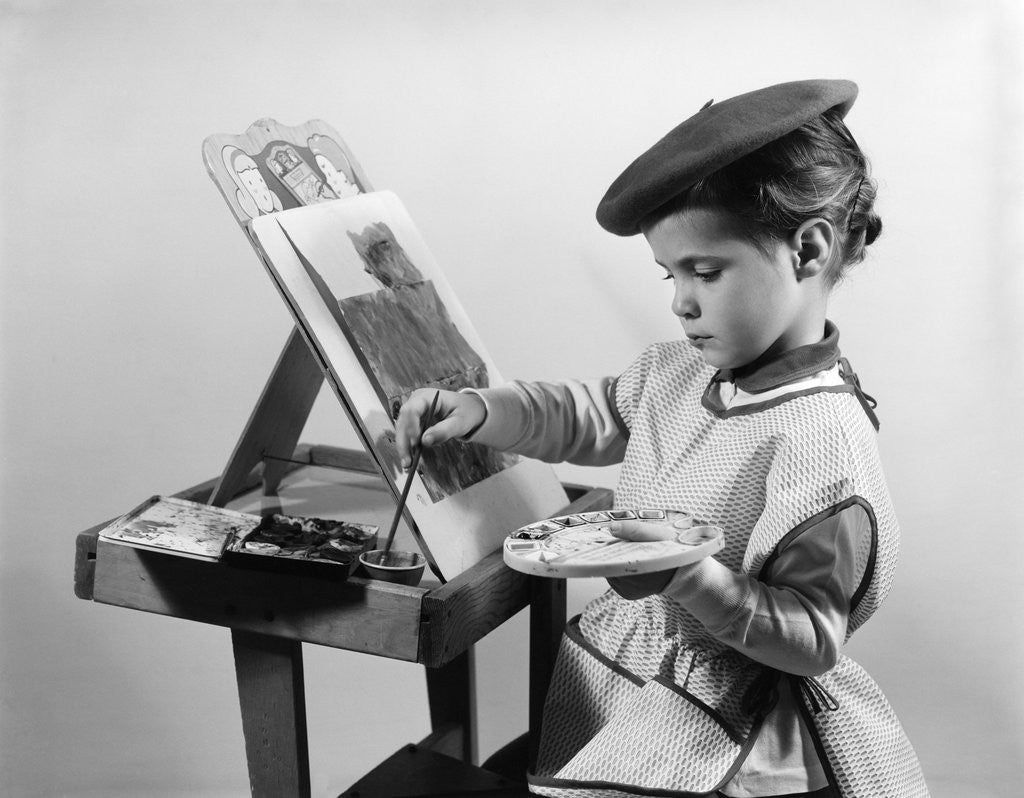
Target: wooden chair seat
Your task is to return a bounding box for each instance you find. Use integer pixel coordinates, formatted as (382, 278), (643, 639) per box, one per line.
(340, 742), (531, 797)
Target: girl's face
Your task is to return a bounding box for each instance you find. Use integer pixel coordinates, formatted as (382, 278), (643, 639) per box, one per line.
(643, 208), (825, 371)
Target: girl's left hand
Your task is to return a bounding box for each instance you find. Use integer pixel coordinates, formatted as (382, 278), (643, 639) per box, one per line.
(604, 519), (684, 599)
(607, 519), (681, 541)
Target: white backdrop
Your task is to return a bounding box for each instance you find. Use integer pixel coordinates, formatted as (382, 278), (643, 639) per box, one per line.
(1, 1), (1022, 796)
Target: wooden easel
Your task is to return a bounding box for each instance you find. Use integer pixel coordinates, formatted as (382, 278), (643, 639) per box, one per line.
(182, 118), (612, 794)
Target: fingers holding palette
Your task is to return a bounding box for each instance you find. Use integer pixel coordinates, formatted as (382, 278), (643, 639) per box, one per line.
(503, 508), (724, 578)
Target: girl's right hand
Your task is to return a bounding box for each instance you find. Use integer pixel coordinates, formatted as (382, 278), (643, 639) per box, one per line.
(394, 388), (486, 469)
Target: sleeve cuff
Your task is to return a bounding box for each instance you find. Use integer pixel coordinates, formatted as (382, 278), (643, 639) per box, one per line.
(663, 557), (754, 634)
(459, 385), (532, 450)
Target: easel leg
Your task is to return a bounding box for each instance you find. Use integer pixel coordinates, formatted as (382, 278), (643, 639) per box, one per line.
(423, 647), (478, 763)
(209, 326), (323, 508)
(528, 577), (565, 769)
(232, 629), (311, 798)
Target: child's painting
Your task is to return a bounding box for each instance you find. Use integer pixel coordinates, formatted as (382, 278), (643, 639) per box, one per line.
(249, 191), (567, 577)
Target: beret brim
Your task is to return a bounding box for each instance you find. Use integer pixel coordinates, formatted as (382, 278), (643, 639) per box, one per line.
(596, 79), (858, 236)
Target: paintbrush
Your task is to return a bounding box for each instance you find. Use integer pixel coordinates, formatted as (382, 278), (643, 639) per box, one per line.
(381, 390), (441, 566)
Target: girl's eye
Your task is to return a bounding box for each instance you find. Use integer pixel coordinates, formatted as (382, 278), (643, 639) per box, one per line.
(659, 267), (721, 282)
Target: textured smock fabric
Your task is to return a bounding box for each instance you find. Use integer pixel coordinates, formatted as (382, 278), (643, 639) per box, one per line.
(467, 329), (928, 798)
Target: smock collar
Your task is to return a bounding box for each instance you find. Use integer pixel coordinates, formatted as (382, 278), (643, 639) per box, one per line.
(714, 321), (841, 394)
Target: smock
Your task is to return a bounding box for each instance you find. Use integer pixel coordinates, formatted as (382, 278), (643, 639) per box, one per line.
(467, 327), (928, 798)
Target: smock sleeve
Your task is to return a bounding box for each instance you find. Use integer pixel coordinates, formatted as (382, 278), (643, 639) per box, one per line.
(463, 377), (627, 466)
(663, 503), (873, 677)
(607, 342), (662, 436)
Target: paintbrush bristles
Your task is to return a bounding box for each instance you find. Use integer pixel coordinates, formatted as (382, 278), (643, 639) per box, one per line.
(382, 390), (441, 565)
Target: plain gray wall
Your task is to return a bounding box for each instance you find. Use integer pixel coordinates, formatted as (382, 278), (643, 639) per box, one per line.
(1, 1), (1022, 796)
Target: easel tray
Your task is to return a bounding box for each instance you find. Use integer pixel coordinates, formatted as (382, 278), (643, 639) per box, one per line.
(98, 495), (378, 581)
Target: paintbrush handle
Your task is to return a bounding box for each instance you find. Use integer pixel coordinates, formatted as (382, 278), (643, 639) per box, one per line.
(382, 444), (423, 556)
(382, 391), (440, 558)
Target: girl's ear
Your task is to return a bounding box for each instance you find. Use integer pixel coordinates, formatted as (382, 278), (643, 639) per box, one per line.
(790, 218), (835, 279)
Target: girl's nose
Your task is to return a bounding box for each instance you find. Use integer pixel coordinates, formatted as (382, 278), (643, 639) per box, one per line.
(672, 281), (699, 319)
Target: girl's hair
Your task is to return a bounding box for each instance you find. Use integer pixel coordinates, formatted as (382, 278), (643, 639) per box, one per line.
(652, 110), (881, 286)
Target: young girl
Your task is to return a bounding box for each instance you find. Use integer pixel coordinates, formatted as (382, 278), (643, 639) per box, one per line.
(396, 79), (928, 798)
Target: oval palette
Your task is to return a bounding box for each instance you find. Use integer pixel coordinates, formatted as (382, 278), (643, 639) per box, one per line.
(503, 508), (724, 578)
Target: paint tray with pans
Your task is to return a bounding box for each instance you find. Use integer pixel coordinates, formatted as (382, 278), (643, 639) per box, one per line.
(502, 509), (724, 579)
(223, 513), (378, 580)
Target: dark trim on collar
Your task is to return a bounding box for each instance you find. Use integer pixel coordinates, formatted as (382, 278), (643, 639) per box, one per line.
(702, 383), (856, 418)
(714, 320), (841, 394)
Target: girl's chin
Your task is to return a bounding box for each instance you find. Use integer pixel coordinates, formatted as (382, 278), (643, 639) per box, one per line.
(699, 351), (744, 372)
(689, 341), (727, 369)
(688, 339), (752, 371)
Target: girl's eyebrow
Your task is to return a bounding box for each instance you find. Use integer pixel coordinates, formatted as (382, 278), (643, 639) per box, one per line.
(655, 255), (727, 269)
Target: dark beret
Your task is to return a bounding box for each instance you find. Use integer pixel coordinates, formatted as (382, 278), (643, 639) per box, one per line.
(596, 79), (858, 236)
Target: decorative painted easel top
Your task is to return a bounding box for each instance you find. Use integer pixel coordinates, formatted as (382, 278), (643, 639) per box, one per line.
(202, 118), (374, 226)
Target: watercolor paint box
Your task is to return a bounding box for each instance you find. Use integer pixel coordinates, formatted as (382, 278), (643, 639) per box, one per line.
(222, 512), (378, 580)
(99, 496), (378, 580)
